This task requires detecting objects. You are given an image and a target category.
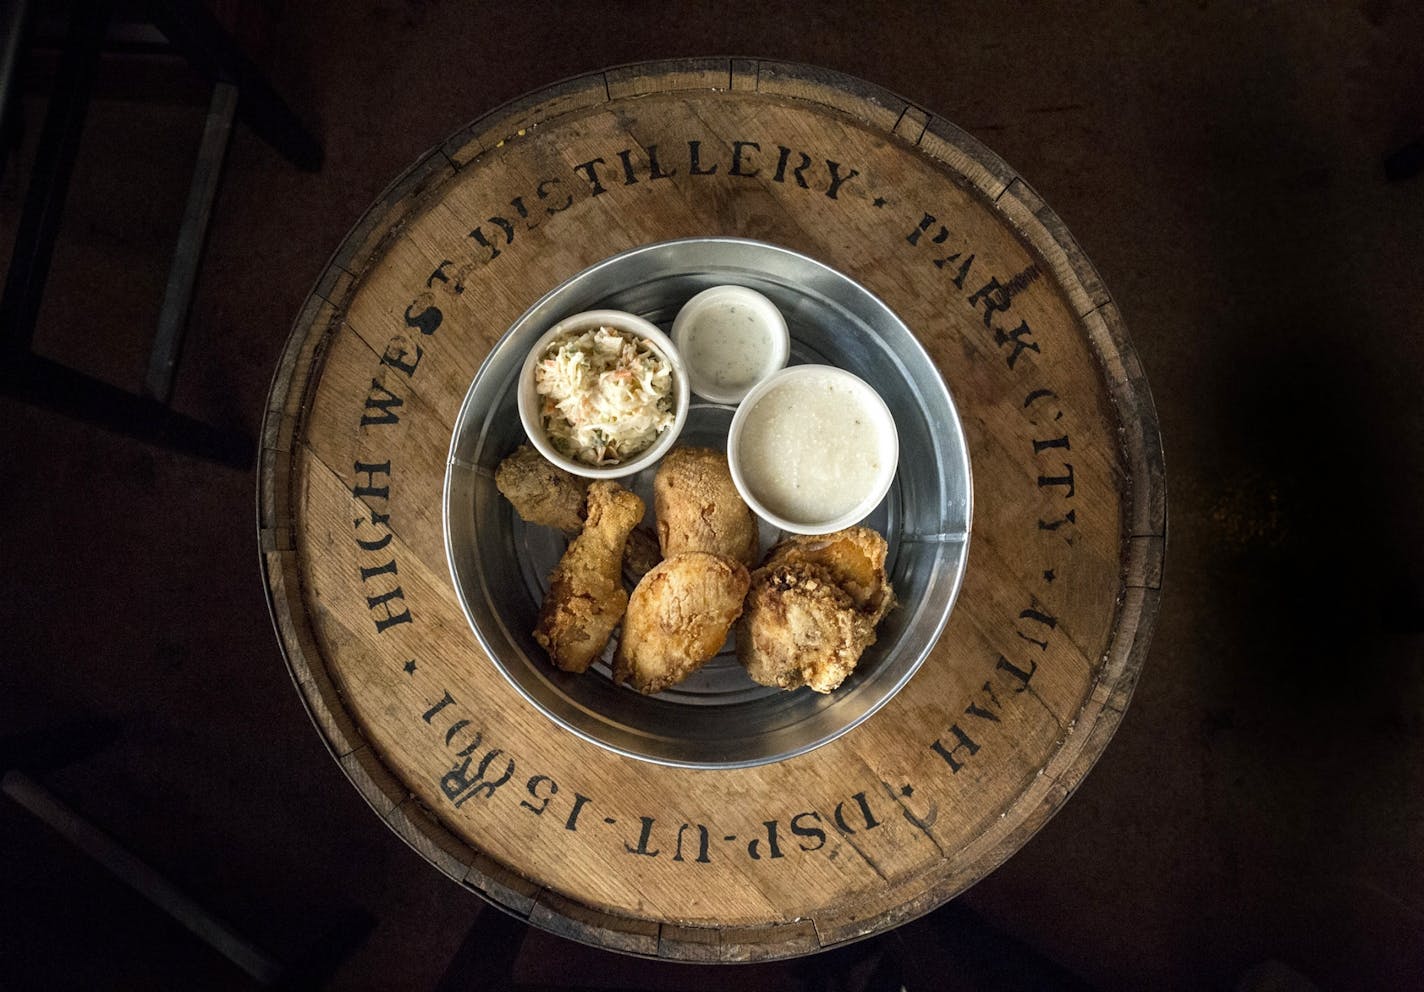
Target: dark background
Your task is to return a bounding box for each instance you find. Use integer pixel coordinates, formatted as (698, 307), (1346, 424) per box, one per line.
(3, 2), (1423, 989)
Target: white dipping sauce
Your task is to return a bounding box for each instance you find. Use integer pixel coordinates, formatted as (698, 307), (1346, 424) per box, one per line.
(682, 306), (771, 394)
(733, 367), (896, 527)
(671, 285), (789, 403)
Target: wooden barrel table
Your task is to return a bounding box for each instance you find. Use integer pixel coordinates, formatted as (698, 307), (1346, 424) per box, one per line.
(259, 59), (1165, 961)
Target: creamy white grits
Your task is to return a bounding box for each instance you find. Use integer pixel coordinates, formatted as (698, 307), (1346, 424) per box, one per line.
(735, 369), (892, 526)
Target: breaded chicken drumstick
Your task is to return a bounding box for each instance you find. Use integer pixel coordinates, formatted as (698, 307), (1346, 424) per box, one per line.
(533, 481), (644, 672)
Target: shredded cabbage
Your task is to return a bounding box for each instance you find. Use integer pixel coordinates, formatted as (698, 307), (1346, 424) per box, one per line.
(533, 326), (674, 465)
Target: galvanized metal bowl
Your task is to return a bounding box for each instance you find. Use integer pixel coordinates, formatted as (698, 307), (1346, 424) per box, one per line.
(443, 238), (972, 769)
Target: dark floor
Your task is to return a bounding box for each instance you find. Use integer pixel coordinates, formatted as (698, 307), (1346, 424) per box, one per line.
(4, 2), (1424, 990)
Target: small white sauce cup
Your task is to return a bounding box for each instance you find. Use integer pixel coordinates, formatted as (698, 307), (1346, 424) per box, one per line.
(671, 285), (789, 404)
(517, 309), (689, 479)
(727, 365), (899, 535)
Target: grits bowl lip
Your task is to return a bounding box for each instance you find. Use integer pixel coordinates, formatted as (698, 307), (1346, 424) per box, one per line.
(443, 237), (973, 769)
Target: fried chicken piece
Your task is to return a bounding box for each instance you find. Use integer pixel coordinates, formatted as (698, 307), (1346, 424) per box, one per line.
(495, 444), (590, 535)
(736, 563), (879, 694)
(621, 527), (662, 586)
(533, 481), (644, 672)
(739, 527), (895, 693)
(762, 526), (894, 624)
(497, 445), (657, 579)
(613, 552), (750, 694)
(653, 446), (760, 567)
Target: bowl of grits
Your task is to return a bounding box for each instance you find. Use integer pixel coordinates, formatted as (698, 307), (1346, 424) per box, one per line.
(728, 365), (899, 535)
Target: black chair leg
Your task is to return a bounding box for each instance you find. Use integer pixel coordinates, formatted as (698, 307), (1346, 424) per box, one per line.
(0, 0), (265, 469)
(145, 0), (321, 171)
(0, 0), (111, 353)
(0, 718), (122, 775)
(2, 354), (255, 467)
(4, 722), (375, 987)
(1384, 135), (1424, 182)
(890, 903), (1099, 992)
(434, 906), (529, 992)
(144, 78), (238, 404)
(0, 0), (37, 179)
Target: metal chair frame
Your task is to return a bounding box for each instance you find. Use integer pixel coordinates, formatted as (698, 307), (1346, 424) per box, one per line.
(0, 0), (321, 468)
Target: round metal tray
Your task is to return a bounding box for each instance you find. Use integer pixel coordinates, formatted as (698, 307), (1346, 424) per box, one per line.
(443, 238), (972, 768)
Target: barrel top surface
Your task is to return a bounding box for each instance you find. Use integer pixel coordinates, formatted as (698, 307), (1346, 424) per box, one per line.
(259, 59), (1164, 961)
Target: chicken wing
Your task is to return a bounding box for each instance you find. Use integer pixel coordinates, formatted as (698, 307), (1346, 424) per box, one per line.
(735, 562), (878, 694)
(736, 526), (894, 694)
(495, 443), (589, 535)
(762, 526), (894, 623)
(613, 552), (750, 694)
(653, 446), (760, 566)
(533, 481), (644, 672)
